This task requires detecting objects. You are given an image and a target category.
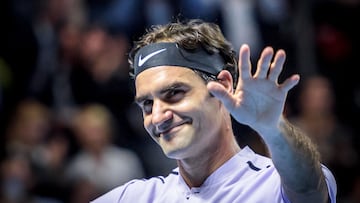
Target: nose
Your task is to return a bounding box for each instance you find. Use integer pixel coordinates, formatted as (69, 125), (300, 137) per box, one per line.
(151, 100), (173, 132)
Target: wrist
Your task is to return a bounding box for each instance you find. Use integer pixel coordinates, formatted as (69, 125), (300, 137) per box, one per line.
(253, 116), (287, 141)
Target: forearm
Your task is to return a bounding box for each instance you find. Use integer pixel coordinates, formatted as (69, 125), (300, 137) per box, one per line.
(256, 117), (328, 203)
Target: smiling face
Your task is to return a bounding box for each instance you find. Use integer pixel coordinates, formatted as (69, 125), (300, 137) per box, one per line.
(135, 66), (226, 159)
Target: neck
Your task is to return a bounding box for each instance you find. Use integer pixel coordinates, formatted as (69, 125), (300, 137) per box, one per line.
(177, 134), (240, 188)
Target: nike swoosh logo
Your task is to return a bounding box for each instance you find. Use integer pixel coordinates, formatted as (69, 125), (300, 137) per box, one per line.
(138, 48), (167, 67)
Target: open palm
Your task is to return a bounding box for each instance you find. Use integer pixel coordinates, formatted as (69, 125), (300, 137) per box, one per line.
(208, 44), (300, 132)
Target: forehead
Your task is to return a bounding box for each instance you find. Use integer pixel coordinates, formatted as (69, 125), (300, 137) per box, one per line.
(135, 66), (203, 93)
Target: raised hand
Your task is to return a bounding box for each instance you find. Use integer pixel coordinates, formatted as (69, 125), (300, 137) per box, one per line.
(207, 44), (300, 133)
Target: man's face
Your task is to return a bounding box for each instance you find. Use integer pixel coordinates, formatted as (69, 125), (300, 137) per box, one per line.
(135, 66), (223, 159)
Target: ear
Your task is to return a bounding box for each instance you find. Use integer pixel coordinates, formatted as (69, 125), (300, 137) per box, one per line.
(216, 70), (234, 93)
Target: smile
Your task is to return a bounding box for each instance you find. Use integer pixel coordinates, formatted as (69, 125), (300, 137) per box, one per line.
(161, 125), (182, 140)
(157, 118), (192, 139)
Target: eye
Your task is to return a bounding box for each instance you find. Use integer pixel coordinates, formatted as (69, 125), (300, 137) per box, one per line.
(142, 100), (153, 114)
(165, 88), (185, 101)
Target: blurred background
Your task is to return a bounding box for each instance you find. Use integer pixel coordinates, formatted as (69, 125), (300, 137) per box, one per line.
(0, 0), (359, 202)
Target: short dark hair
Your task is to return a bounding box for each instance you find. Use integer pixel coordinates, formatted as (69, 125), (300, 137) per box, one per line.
(128, 19), (238, 88)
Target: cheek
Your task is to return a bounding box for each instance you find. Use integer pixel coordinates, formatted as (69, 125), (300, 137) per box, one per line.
(202, 99), (224, 123)
(188, 99), (221, 127)
(143, 116), (152, 133)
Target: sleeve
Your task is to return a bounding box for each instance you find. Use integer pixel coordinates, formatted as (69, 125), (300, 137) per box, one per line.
(321, 164), (337, 203)
(281, 164), (337, 203)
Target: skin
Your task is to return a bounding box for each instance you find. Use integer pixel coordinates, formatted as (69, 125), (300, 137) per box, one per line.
(135, 44), (329, 203)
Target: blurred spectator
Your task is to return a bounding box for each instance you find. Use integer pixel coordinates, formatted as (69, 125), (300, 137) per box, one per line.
(177, 0), (221, 22)
(67, 178), (98, 203)
(85, 0), (144, 39)
(342, 172), (360, 203)
(64, 104), (145, 201)
(1, 153), (36, 203)
(27, 18), (85, 129)
(288, 75), (358, 200)
(26, 19), (138, 147)
(221, 0), (262, 55)
(49, 20), (83, 124)
(0, 0), (38, 142)
(311, 0), (360, 135)
(1, 99), (65, 202)
(4, 99), (52, 160)
(27, 0), (87, 126)
(70, 25), (137, 147)
(30, 125), (74, 202)
(28, 0), (86, 98)
(144, 0), (174, 26)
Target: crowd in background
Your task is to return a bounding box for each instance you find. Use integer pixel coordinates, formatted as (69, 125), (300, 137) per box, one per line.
(0, 0), (359, 202)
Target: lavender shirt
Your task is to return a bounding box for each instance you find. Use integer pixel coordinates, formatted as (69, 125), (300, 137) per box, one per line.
(91, 146), (337, 203)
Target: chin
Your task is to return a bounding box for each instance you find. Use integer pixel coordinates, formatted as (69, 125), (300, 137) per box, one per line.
(162, 144), (194, 160)
(159, 127), (196, 159)
(162, 148), (183, 159)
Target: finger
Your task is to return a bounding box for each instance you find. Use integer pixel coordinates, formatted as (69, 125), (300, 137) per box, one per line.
(254, 47), (273, 79)
(207, 81), (236, 109)
(281, 74), (300, 92)
(268, 49), (286, 82)
(238, 44), (252, 79)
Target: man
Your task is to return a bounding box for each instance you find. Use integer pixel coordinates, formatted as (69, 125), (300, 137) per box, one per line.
(91, 19), (337, 203)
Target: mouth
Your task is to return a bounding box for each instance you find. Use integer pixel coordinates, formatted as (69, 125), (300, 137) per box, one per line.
(155, 118), (192, 138)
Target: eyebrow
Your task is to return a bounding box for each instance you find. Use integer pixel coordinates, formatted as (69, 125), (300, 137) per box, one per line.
(134, 95), (148, 105)
(134, 82), (189, 104)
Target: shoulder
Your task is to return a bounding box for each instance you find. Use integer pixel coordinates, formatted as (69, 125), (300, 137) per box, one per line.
(241, 147), (338, 203)
(237, 146), (274, 171)
(233, 147), (288, 194)
(224, 147), (281, 186)
(91, 170), (180, 203)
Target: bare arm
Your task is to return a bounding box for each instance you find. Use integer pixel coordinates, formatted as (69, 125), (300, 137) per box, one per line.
(207, 44), (329, 202)
(259, 117), (328, 203)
